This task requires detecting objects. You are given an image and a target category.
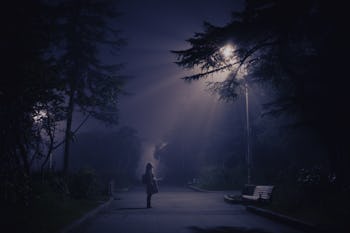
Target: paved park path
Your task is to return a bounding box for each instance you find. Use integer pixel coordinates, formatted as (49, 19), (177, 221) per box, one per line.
(72, 186), (304, 233)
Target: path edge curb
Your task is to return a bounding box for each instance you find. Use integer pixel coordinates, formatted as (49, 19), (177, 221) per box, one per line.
(60, 196), (113, 233)
(246, 205), (322, 233)
(223, 194), (243, 204)
(187, 185), (210, 192)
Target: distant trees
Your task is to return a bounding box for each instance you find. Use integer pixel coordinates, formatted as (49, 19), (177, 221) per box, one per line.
(70, 127), (142, 186)
(153, 116), (246, 185)
(172, 0), (350, 187)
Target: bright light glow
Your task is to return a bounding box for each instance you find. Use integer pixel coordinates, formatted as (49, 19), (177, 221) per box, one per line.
(219, 44), (248, 80)
(33, 110), (47, 123)
(219, 44), (235, 61)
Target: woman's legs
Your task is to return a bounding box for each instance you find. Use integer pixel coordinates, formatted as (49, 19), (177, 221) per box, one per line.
(147, 193), (152, 208)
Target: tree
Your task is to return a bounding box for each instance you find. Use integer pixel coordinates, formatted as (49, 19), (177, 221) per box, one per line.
(53, 0), (126, 176)
(172, 0), (350, 186)
(0, 0), (63, 203)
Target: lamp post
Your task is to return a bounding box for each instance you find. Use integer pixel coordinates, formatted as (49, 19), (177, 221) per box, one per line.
(244, 82), (251, 184)
(220, 44), (251, 184)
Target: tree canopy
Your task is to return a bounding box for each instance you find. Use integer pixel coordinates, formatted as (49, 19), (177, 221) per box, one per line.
(50, 0), (127, 175)
(0, 0), (127, 203)
(172, 0), (350, 186)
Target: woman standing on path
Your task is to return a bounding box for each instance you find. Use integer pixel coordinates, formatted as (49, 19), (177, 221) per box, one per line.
(144, 162), (158, 208)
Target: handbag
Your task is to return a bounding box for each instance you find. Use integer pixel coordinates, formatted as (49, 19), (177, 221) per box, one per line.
(151, 179), (159, 194)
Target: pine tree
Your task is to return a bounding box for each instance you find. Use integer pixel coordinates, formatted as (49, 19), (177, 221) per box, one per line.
(54, 0), (126, 176)
(172, 0), (350, 186)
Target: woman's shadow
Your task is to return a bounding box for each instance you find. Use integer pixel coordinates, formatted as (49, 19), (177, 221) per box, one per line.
(115, 207), (149, 210)
(188, 226), (272, 233)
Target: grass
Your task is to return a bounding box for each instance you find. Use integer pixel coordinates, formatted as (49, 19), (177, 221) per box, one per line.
(1, 190), (107, 233)
(253, 193), (350, 232)
(265, 203), (348, 228)
(263, 204), (325, 224)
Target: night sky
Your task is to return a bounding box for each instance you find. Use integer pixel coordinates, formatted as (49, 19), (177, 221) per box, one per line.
(84, 0), (245, 142)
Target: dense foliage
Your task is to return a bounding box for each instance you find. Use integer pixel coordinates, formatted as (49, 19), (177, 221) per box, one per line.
(172, 0), (350, 187)
(0, 0), (126, 205)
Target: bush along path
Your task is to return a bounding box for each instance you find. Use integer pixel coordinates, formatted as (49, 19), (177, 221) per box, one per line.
(1, 172), (113, 233)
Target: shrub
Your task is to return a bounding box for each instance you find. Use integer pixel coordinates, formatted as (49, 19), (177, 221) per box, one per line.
(68, 168), (99, 199)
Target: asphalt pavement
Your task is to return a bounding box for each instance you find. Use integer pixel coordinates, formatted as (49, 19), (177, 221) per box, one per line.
(71, 186), (304, 233)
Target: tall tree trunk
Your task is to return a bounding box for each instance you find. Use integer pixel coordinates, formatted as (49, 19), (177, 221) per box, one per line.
(63, 87), (75, 176)
(62, 1), (81, 177)
(16, 123), (30, 176)
(41, 149), (52, 178)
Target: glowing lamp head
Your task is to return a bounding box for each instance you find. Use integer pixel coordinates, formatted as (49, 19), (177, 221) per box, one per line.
(219, 44), (234, 61)
(33, 110), (47, 123)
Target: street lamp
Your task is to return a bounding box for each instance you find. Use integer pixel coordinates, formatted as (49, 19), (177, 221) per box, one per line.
(244, 81), (251, 184)
(220, 44), (251, 184)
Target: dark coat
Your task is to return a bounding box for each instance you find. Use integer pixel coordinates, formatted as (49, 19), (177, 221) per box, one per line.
(145, 171), (158, 195)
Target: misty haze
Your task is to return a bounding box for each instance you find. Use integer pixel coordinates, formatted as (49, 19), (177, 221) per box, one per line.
(1, 1), (349, 233)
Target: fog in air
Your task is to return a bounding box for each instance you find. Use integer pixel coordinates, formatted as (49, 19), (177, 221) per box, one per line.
(2, 0), (349, 232)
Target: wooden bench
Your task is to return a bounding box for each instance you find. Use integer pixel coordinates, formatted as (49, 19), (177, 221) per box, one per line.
(242, 185), (274, 202)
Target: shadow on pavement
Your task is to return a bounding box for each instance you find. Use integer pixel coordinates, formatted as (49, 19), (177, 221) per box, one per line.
(115, 207), (148, 210)
(188, 226), (272, 233)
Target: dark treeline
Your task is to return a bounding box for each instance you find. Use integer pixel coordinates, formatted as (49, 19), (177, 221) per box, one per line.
(0, 0), (126, 206)
(155, 84), (328, 190)
(154, 100), (246, 186)
(70, 126), (142, 188)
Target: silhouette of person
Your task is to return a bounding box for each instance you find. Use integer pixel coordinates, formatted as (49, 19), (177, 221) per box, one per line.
(144, 162), (158, 208)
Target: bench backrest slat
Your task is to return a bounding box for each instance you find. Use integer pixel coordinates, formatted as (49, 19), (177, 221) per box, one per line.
(252, 185), (274, 200)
